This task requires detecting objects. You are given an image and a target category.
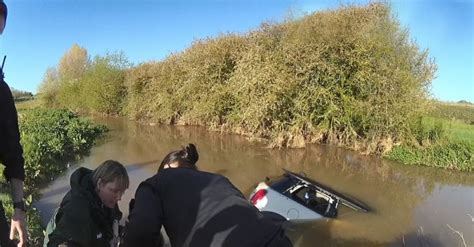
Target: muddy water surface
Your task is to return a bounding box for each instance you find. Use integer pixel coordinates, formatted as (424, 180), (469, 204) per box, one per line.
(36, 117), (474, 247)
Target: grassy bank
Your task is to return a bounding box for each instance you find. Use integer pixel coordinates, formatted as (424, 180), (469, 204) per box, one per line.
(386, 103), (474, 172)
(0, 108), (106, 246)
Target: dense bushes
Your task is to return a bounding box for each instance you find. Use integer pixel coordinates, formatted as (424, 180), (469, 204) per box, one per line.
(39, 3), (436, 154)
(37, 3), (471, 171)
(19, 109), (106, 189)
(125, 3), (435, 152)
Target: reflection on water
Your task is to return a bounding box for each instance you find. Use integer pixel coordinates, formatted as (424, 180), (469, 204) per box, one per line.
(35, 117), (474, 247)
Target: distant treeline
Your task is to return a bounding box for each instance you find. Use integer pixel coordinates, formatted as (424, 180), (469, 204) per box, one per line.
(429, 101), (474, 125)
(38, 3), (437, 155)
(10, 88), (33, 101)
(457, 100), (472, 105)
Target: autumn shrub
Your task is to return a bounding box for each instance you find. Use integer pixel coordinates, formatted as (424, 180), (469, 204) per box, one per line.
(39, 3), (438, 155)
(123, 3), (436, 153)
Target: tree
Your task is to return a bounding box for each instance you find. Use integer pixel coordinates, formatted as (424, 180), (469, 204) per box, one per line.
(37, 67), (60, 106)
(58, 44), (89, 82)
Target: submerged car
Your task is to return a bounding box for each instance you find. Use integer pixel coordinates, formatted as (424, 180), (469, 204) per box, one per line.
(249, 169), (369, 222)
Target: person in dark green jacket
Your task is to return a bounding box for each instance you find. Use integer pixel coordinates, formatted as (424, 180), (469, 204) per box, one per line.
(44, 160), (129, 247)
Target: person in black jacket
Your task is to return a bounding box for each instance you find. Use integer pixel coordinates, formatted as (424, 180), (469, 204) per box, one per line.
(122, 144), (292, 247)
(0, 1), (28, 246)
(44, 160), (129, 247)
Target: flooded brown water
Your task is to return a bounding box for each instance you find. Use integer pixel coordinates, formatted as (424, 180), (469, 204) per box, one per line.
(36, 117), (474, 247)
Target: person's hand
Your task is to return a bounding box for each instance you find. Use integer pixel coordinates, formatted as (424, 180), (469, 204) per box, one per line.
(10, 208), (27, 247)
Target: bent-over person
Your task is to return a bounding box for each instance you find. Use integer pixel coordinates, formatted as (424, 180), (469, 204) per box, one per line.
(122, 144), (292, 247)
(44, 160), (129, 247)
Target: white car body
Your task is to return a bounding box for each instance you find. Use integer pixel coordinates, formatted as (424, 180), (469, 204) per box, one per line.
(249, 169), (368, 222)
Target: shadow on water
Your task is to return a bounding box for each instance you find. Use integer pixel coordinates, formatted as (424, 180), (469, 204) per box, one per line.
(36, 117), (474, 246)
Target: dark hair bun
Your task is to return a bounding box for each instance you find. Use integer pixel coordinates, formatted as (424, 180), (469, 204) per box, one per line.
(184, 143), (199, 164)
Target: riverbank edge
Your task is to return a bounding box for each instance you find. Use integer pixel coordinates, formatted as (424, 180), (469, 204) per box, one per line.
(133, 116), (473, 173)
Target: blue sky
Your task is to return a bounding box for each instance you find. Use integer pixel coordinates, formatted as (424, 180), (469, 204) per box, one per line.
(1, 0), (472, 102)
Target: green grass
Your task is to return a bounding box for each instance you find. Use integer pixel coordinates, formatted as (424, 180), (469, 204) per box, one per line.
(442, 120), (474, 145)
(387, 141), (473, 172)
(386, 104), (474, 172)
(422, 117), (474, 145)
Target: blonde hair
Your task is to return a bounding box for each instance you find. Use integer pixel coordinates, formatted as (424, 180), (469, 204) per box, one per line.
(92, 160), (129, 191)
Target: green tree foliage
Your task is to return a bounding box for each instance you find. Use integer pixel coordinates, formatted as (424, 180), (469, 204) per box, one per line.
(38, 44), (90, 108)
(37, 67), (61, 106)
(38, 44), (129, 115)
(81, 53), (129, 115)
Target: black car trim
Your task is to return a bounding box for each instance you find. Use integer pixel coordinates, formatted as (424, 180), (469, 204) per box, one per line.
(283, 169), (370, 213)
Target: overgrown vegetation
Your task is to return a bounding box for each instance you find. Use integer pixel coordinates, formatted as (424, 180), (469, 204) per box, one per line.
(386, 103), (474, 172)
(0, 109), (106, 246)
(122, 3), (437, 154)
(19, 109), (106, 189)
(38, 44), (129, 115)
(36, 3), (473, 171)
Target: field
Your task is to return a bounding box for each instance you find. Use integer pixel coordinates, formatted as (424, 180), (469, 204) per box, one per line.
(429, 101), (474, 124)
(386, 102), (474, 172)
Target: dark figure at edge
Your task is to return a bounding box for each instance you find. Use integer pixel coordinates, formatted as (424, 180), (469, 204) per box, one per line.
(0, 1), (28, 246)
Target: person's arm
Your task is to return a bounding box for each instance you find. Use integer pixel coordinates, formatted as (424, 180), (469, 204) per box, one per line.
(122, 183), (163, 247)
(0, 82), (27, 247)
(0, 82), (25, 182)
(9, 178), (26, 246)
